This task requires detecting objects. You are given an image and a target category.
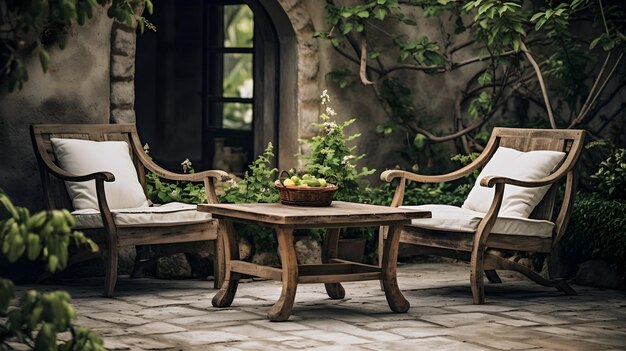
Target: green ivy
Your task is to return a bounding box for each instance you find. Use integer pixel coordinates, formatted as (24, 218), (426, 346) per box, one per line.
(0, 189), (103, 350)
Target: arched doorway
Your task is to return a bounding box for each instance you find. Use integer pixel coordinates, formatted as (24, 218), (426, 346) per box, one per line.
(134, 0), (296, 174)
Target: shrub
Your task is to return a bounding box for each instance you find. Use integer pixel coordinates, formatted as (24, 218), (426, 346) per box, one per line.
(0, 189), (104, 350)
(145, 158), (207, 205)
(591, 147), (626, 201)
(561, 193), (626, 278)
(299, 90), (375, 199)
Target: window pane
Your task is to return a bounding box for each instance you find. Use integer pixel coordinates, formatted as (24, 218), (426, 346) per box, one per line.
(223, 102), (253, 130)
(224, 5), (253, 48)
(223, 53), (253, 98)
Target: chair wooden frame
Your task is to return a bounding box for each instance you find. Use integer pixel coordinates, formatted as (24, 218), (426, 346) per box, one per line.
(30, 123), (229, 297)
(379, 127), (586, 304)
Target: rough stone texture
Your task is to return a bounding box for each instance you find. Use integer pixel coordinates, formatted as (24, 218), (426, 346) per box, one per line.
(576, 259), (624, 289)
(156, 253), (192, 279)
(294, 236), (322, 264)
(110, 108), (136, 124)
(251, 251), (279, 266)
(117, 246), (137, 275)
(239, 237), (254, 261)
(110, 22), (137, 124)
(0, 8), (114, 210)
(110, 80), (135, 108)
(20, 262), (626, 350)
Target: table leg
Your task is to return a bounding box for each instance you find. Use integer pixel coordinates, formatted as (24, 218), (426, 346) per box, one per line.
(212, 220), (241, 308)
(267, 227), (298, 322)
(380, 224), (410, 313)
(322, 228), (345, 299)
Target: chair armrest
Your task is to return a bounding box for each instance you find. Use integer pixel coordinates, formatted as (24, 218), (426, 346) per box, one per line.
(45, 162), (115, 183)
(150, 167), (230, 183)
(380, 169), (471, 184)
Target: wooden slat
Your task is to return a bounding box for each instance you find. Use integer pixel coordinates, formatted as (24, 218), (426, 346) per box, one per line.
(231, 261), (283, 281)
(117, 221), (218, 246)
(400, 227), (552, 253)
(198, 201), (430, 226)
(298, 272), (381, 284)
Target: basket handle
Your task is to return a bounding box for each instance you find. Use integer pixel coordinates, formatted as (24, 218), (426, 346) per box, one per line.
(279, 170), (291, 181)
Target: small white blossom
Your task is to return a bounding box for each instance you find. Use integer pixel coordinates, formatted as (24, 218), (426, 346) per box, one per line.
(181, 158), (193, 173)
(320, 89), (331, 105)
(143, 143), (150, 154)
(325, 106), (336, 117)
(171, 190), (178, 197)
(323, 121), (338, 133)
(226, 179), (238, 188)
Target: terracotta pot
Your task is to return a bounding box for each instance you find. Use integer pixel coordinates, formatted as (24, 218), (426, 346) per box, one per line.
(337, 238), (366, 263)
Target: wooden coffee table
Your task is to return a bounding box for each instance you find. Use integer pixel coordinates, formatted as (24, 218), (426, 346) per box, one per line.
(197, 201), (430, 322)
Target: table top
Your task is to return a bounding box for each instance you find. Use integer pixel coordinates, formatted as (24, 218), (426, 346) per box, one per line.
(197, 201), (431, 227)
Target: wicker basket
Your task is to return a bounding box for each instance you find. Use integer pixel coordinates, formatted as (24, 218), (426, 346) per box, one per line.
(275, 171), (338, 207)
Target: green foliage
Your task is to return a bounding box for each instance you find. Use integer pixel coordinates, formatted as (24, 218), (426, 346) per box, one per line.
(145, 159), (207, 205)
(561, 193), (626, 278)
(221, 143), (279, 204)
(1, 0), (154, 92)
(0, 189), (103, 350)
(319, 0), (626, 171)
(300, 90), (375, 199)
(591, 148), (626, 201)
(220, 144), (279, 252)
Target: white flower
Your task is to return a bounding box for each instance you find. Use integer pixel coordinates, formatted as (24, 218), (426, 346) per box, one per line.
(323, 121), (338, 133)
(143, 143), (150, 154)
(227, 179), (238, 188)
(320, 89), (331, 105)
(325, 106), (336, 117)
(181, 158), (193, 173)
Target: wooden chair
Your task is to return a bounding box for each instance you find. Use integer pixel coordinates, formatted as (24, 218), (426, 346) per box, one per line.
(30, 124), (229, 297)
(379, 127), (585, 304)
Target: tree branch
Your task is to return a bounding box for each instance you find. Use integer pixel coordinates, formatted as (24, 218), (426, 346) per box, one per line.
(520, 41), (556, 129)
(359, 37), (374, 85)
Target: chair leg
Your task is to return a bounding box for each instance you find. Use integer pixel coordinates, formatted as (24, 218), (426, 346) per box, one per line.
(485, 270), (502, 283)
(484, 253), (577, 296)
(103, 245), (118, 298)
(470, 251), (486, 305)
(214, 234), (226, 289)
(378, 226), (387, 291)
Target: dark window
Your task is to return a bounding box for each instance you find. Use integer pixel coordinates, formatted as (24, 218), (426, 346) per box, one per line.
(135, 0), (279, 175)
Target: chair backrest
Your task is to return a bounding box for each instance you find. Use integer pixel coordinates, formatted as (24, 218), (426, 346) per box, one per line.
(482, 128), (585, 242)
(30, 124), (147, 211)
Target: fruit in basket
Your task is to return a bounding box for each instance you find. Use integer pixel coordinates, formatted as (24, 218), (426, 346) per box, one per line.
(283, 174), (329, 188)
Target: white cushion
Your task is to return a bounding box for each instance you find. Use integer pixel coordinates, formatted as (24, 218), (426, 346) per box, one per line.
(51, 138), (149, 211)
(402, 204), (554, 238)
(71, 202), (212, 229)
(462, 147), (565, 218)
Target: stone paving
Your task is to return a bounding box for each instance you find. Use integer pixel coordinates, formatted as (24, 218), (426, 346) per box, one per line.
(19, 262), (626, 350)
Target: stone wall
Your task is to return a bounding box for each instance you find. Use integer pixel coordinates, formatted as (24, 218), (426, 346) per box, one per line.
(110, 22), (138, 124)
(0, 8), (114, 209)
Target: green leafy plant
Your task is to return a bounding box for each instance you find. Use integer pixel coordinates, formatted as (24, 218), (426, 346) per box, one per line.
(0, 189), (103, 350)
(562, 192), (626, 279)
(1, 0), (155, 92)
(317, 0), (625, 171)
(299, 90), (375, 199)
(591, 148), (626, 201)
(220, 143), (279, 252)
(145, 158), (207, 205)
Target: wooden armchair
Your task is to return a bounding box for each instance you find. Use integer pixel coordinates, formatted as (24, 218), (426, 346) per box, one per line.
(30, 124), (229, 297)
(380, 127), (585, 304)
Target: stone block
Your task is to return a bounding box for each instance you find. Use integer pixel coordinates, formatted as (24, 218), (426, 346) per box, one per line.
(287, 5), (312, 31)
(156, 253), (192, 279)
(112, 28), (137, 58)
(576, 259), (624, 289)
(111, 54), (135, 79)
(110, 108), (136, 124)
(110, 81), (135, 107)
(294, 236), (321, 264)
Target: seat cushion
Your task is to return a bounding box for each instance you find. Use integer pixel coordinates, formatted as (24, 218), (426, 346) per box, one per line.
(462, 146), (565, 218)
(51, 138), (149, 211)
(72, 202), (212, 229)
(401, 204), (554, 238)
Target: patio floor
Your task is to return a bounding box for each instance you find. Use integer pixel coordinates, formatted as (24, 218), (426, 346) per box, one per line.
(20, 262), (626, 350)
